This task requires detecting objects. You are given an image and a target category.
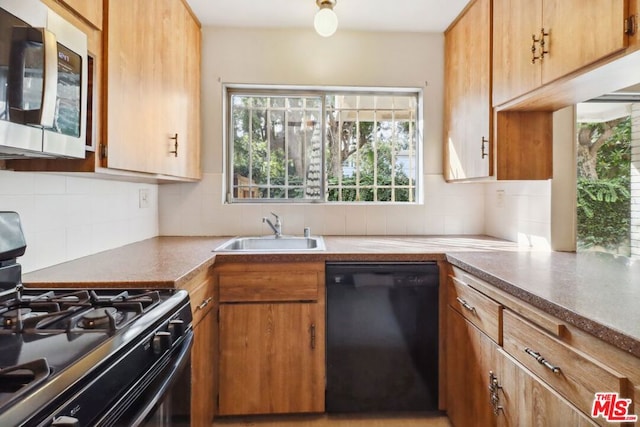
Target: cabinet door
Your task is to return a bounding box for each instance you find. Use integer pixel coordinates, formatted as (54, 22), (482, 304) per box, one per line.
(541, 0), (628, 84)
(104, 0), (165, 174)
(444, 0), (492, 181)
(493, 0), (542, 106)
(495, 348), (598, 427)
(218, 303), (324, 415)
(446, 307), (497, 427)
(59, 0), (102, 29)
(191, 308), (216, 426)
(104, 0), (200, 179)
(162, 2), (201, 180)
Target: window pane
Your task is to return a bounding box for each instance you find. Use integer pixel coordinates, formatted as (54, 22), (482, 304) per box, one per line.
(576, 102), (634, 256)
(229, 89), (418, 203)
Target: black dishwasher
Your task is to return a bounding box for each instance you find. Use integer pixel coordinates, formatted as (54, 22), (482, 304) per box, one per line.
(326, 262), (439, 413)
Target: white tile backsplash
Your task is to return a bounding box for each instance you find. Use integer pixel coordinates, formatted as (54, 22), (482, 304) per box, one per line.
(484, 181), (552, 248)
(159, 172), (487, 237)
(0, 170), (159, 273)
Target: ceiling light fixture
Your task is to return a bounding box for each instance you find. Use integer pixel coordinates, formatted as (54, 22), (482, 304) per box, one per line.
(314, 0), (338, 37)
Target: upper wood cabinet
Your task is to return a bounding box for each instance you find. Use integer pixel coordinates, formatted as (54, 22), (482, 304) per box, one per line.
(8, 0), (201, 182)
(58, 0), (103, 29)
(443, 0), (492, 181)
(493, 0), (629, 106)
(104, 0), (201, 180)
(444, 0), (551, 181)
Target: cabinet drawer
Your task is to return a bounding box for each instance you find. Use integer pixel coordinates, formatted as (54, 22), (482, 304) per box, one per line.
(189, 276), (215, 326)
(448, 275), (502, 343)
(219, 271), (319, 303)
(503, 310), (628, 420)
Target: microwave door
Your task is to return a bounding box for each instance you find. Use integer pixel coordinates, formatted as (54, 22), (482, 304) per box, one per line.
(42, 42), (85, 158)
(41, 8), (87, 159)
(0, 1), (49, 157)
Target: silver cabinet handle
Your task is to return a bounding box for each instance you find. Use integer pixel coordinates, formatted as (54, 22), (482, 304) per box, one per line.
(524, 347), (561, 373)
(488, 371), (503, 415)
(456, 296), (476, 313)
(196, 297), (212, 311)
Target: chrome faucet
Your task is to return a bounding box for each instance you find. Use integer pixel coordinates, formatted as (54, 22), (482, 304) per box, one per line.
(262, 212), (282, 238)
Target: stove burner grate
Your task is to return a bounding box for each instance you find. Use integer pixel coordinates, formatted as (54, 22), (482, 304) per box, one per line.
(79, 307), (123, 330)
(0, 289), (163, 334)
(1, 308), (32, 329)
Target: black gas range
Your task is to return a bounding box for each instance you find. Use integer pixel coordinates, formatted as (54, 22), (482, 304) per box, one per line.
(0, 212), (193, 427)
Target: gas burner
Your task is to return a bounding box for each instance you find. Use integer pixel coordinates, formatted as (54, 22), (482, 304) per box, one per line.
(79, 307), (122, 330)
(2, 308), (32, 328)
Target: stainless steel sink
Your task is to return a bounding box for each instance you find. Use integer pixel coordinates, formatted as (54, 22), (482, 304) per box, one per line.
(214, 236), (326, 252)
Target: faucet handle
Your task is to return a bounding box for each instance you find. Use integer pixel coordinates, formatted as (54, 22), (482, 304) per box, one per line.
(270, 212), (281, 225)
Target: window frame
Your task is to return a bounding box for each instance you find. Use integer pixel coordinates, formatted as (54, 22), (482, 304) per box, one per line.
(223, 84), (424, 204)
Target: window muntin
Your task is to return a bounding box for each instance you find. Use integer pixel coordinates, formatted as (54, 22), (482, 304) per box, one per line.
(227, 88), (420, 203)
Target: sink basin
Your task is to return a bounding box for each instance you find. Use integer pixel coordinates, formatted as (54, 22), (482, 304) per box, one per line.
(214, 236), (326, 252)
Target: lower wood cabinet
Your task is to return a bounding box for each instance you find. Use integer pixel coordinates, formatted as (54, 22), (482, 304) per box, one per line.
(446, 307), (497, 427)
(214, 261), (325, 417)
(446, 268), (604, 427)
(191, 306), (216, 426)
(218, 302), (324, 415)
(495, 347), (597, 427)
(177, 268), (217, 427)
(447, 307), (597, 427)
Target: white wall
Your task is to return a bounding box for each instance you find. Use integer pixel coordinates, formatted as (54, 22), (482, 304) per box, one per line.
(160, 27), (486, 236)
(483, 108), (577, 250)
(0, 170), (159, 272)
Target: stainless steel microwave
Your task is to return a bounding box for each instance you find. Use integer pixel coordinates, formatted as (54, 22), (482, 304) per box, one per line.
(0, 0), (87, 159)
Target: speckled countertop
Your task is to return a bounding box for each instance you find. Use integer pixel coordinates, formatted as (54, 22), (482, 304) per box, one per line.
(21, 235), (640, 357)
(446, 250), (640, 358)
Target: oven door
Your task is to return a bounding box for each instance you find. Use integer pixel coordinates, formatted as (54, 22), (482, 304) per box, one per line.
(95, 331), (193, 427)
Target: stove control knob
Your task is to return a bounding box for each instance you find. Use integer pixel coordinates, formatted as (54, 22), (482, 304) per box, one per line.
(51, 416), (80, 427)
(152, 331), (172, 355)
(168, 319), (185, 339)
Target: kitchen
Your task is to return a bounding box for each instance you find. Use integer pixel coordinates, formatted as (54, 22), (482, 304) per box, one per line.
(0, 0), (639, 426)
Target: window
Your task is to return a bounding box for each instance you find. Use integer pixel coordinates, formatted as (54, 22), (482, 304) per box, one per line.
(226, 87), (421, 203)
(576, 99), (639, 258)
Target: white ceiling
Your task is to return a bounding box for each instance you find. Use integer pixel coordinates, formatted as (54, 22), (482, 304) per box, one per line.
(185, 0), (469, 33)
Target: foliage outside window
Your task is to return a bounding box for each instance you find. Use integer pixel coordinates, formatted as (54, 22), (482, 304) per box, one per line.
(227, 87), (420, 203)
(576, 110), (631, 254)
